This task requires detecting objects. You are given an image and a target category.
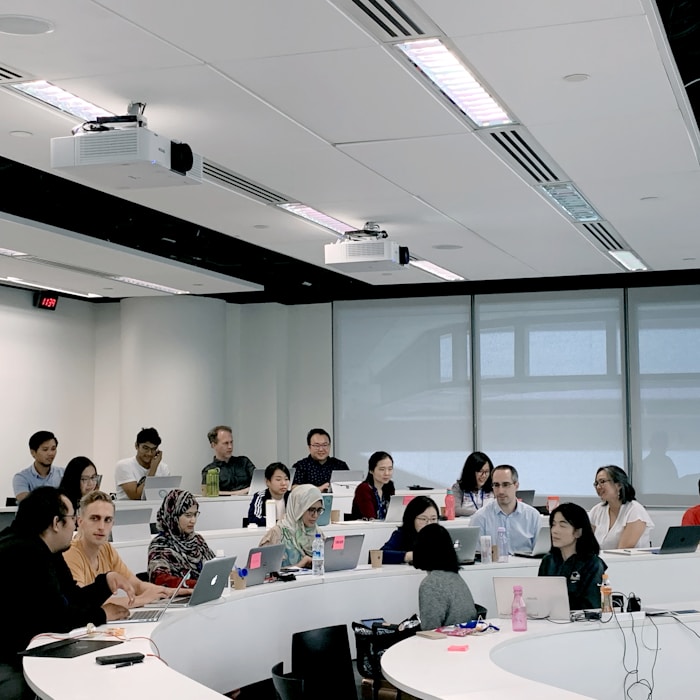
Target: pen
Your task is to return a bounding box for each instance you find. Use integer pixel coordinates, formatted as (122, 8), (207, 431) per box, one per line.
(116, 659), (144, 668)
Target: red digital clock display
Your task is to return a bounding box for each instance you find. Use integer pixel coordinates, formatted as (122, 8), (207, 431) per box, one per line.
(33, 291), (59, 311)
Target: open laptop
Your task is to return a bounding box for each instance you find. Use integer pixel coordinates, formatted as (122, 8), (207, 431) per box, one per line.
(123, 571), (191, 623)
(144, 475), (182, 502)
(493, 576), (570, 620)
(384, 494), (415, 522)
(448, 526), (480, 564)
(513, 526), (551, 558)
(330, 470), (365, 493)
(323, 533), (365, 572)
(316, 494), (333, 526)
(110, 507), (153, 542)
(629, 525), (700, 555)
(244, 544), (284, 586)
(516, 489), (535, 505)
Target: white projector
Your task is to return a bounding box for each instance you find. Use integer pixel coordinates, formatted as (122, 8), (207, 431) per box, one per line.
(50, 127), (203, 189)
(324, 240), (408, 272)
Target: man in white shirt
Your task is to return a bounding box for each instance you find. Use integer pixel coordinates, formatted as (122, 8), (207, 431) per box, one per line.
(470, 464), (541, 554)
(115, 427), (170, 500)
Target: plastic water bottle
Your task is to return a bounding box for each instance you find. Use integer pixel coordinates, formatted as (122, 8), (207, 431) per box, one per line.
(265, 499), (276, 529)
(497, 527), (509, 562)
(444, 489), (456, 520)
(600, 573), (613, 612)
(312, 533), (324, 576)
(511, 585), (527, 631)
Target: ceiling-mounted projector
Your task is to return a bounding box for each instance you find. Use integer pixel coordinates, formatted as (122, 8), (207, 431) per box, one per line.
(50, 117), (202, 190)
(324, 227), (409, 271)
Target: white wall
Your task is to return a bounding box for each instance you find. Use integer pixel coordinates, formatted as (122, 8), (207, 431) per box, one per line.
(0, 287), (333, 498)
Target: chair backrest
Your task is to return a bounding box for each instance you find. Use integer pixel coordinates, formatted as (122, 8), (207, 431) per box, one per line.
(271, 661), (304, 700)
(291, 624), (356, 700)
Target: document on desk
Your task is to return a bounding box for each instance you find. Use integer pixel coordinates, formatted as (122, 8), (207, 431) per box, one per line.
(280, 567), (314, 576)
(602, 548), (650, 555)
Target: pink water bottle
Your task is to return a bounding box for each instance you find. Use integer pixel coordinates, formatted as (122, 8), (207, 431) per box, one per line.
(511, 585), (527, 631)
(444, 489), (455, 520)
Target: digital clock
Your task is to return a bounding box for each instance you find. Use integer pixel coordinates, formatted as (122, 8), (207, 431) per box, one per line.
(32, 291), (59, 311)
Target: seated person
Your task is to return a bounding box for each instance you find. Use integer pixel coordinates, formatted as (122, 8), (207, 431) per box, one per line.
(381, 495), (440, 565)
(681, 479), (700, 526)
(352, 451), (395, 520)
(60, 456), (100, 512)
(470, 465), (541, 554)
(590, 465), (654, 549)
(64, 490), (170, 607)
(248, 462), (291, 527)
(115, 427), (170, 500)
(258, 484), (324, 568)
(451, 451), (494, 517)
(538, 502), (607, 610)
(291, 428), (349, 492)
(148, 489), (215, 588)
(13, 430), (64, 502)
(201, 425), (255, 496)
(413, 523), (477, 630)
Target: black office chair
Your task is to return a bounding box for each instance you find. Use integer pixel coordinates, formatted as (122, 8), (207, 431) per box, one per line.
(291, 624), (357, 700)
(271, 662), (304, 700)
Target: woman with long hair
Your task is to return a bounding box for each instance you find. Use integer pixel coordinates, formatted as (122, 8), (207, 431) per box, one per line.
(352, 451), (396, 520)
(60, 456), (100, 511)
(380, 495), (440, 565)
(452, 451), (493, 517)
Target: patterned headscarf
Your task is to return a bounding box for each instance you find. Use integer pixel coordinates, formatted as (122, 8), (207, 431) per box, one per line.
(278, 484), (324, 560)
(148, 489), (214, 581)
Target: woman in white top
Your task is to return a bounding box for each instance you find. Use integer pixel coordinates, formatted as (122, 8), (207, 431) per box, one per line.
(451, 451), (494, 517)
(589, 465), (654, 549)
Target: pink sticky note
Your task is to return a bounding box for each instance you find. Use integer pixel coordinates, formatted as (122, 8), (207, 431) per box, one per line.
(249, 551), (262, 569)
(447, 645), (469, 652)
(332, 535), (346, 550)
(402, 495), (415, 505)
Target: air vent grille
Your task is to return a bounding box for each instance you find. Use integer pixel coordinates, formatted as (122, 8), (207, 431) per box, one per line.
(331, 0), (438, 42)
(345, 241), (386, 257)
(487, 128), (561, 184)
(203, 160), (290, 205)
(78, 130), (139, 160)
(580, 222), (625, 252)
(0, 63), (32, 83)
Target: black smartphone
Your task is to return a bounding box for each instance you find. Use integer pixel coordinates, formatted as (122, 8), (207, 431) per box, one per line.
(96, 652), (145, 665)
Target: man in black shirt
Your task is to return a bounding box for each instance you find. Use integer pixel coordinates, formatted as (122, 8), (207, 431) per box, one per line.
(291, 428), (349, 493)
(0, 487), (133, 699)
(201, 425), (255, 495)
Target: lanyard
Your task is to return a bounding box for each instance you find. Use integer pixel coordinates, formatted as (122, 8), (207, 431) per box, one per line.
(468, 489), (484, 511)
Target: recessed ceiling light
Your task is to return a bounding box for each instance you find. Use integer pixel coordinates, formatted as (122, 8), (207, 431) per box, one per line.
(432, 244), (463, 250)
(0, 15), (54, 35)
(8, 80), (113, 122)
(9, 130), (33, 138)
(409, 260), (465, 281)
(563, 73), (590, 82)
(107, 276), (189, 295)
(0, 276), (101, 298)
(539, 182), (600, 222)
(608, 250), (648, 272)
(278, 203), (355, 236)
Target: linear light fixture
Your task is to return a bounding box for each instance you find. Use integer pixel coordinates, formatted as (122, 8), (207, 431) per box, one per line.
(395, 38), (514, 128)
(608, 250), (648, 272)
(0, 276), (102, 298)
(409, 259), (465, 281)
(7, 80), (113, 121)
(539, 183), (601, 223)
(277, 203), (356, 236)
(0, 247), (29, 257)
(108, 276), (189, 295)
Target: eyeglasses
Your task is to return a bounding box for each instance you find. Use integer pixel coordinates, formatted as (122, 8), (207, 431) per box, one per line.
(477, 469), (491, 476)
(492, 482), (514, 489)
(593, 478), (611, 488)
(306, 507), (325, 515)
(62, 513), (77, 523)
(182, 511), (199, 519)
(80, 475), (100, 483)
(139, 444), (159, 453)
(310, 443), (330, 449)
(415, 516), (439, 524)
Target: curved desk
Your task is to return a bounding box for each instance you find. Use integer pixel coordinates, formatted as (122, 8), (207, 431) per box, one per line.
(24, 551), (700, 698)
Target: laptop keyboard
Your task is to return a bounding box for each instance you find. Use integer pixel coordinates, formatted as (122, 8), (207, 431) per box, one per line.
(128, 609), (160, 621)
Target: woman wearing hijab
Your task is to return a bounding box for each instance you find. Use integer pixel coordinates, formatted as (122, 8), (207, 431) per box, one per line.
(258, 483), (324, 567)
(147, 489), (215, 588)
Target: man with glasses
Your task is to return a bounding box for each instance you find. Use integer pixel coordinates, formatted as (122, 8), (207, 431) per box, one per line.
(0, 487), (134, 698)
(470, 465), (541, 555)
(115, 427), (170, 500)
(291, 428), (349, 493)
(13, 430), (64, 502)
(201, 425), (255, 496)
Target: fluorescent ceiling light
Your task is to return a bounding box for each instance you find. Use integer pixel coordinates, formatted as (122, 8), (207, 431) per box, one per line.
(409, 260), (465, 281)
(7, 80), (113, 121)
(608, 250), (648, 272)
(108, 276), (189, 295)
(539, 183), (601, 223)
(0, 247), (29, 257)
(396, 38), (514, 128)
(278, 203), (356, 236)
(1, 276), (102, 298)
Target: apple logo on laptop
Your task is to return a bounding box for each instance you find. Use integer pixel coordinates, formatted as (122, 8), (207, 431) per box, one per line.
(210, 575), (218, 586)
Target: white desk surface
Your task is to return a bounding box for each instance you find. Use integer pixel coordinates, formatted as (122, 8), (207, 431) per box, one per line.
(24, 550), (700, 699)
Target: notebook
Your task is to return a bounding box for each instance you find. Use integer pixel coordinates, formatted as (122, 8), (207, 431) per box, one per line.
(447, 526), (481, 564)
(110, 507), (153, 542)
(606, 525), (700, 556)
(384, 494), (414, 523)
(144, 475), (182, 502)
(330, 470), (365, 493)
(323, 533), (365, 572)
(19, 638), (123, 658)
(516, 489), (535, 505)
(513, 526), (551, 558)
(493, 576), (570, 620)
(244, 545), (284, 586)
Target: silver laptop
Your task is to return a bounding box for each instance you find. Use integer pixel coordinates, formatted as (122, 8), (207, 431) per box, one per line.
(110, 507), (153, 543)
(513, 526), (551, 558)
(448, 526), (480, 564)
(123, 571), (191, 623)
(384, 494), (414, 523)
(516, 489), (535, 505)
(244, 545), (284, 586)
(323, 533), (364, 572)
(330, 470), (365, 493)
(316, 494), (333, 526)
(144, 475), (182, 502)
(493, 576), (570, 620)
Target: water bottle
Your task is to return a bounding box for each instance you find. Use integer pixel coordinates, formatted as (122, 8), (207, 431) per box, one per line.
(444, 489), (456, 520)
(312, 533), (324, 576)
(600, 573), (613, 613)
(497, 527), (509, 562)
(511, 585), (527, 631)
(265, 499), (276, 529)
(206, 467), (219, 497)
